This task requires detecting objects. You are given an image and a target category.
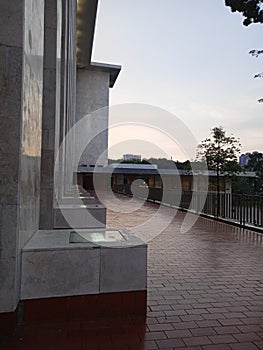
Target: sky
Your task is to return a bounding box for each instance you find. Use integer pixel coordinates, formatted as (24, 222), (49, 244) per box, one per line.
(92, 0), (263, 161)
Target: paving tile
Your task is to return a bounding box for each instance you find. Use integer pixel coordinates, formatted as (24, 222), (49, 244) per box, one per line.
(241, 318), (263, 325)
(175, 347), (202, 350)
(227, 306), (249, 313)
(203, 345), (232, 350)
(196, 320), (222, 328)
(165, 329), (192, 338)
(156, 337), (185, 348)
(233, 332), (261, 342)
(157, 316), (181, 323)
(202, 313), (225, 320)
(254, 341), (263, 349)
(150, 305), (173, 312)
(144, 340), (158, 349)
(211, 303), (232, 308)
(208, 334), (237, 344)
(229, 342), (259, 349)
(144, 332), (167, 341)
(237, 325), (263, 333)
(147, 317), (159, 325)
(187, 308), (208, 315)
(183, 335), (211, 346)
(218, 319), (245, 326)
(223, 312), (247, 319)
(207, 307), (229, 314)
(213, 326), (240, 335)
(172, 321), (198, 330)
(179, 314), (204, 322)
(192, 303), (213, 309)
(190, 327), (217, 336)
(164, 309), (187, 316)
(148, 324), (174, 332)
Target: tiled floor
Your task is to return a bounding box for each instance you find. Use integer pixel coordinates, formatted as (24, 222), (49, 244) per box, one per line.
(2, 195), (263, 349)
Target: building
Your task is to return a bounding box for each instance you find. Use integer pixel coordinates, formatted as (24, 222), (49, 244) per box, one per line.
(78, 163), (257, 194)
(239, 153), (251, 167)
(0, 0), (147, 332)
(123, 154), (142, 162)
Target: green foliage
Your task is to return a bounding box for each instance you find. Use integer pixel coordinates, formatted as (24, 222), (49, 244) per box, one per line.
(232, 177), (257, 194)
(246, 152), (263, 172)
(197, 126), (242, 174)
(245, 152), (263, 193)
(248, 50), (263, 103)
(225, 0), (263, 26)
(225, 2), (263, 101)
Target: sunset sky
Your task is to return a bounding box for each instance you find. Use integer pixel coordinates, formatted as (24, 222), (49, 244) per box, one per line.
(93, 0), (263, 160)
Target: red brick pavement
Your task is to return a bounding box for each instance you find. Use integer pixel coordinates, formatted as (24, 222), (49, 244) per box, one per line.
(2, 196), (263, 349)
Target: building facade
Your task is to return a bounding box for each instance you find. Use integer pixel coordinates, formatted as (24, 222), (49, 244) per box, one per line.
(0, 0), (147, 331)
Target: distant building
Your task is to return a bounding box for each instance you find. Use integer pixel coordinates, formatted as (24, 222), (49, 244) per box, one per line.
(123, 154), (141, 162)
(77, 163), (257, 194)
(239, 153), (251, 167)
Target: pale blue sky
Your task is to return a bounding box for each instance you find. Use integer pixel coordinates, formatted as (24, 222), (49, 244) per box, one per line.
(93, 0), (263, 160)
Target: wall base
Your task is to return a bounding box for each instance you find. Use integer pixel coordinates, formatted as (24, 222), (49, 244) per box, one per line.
(22, 291), (146, 325)
(0, 310), (18, 336)
(0, 291), (147, 334)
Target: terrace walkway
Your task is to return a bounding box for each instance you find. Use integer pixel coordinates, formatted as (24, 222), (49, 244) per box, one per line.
(2, 194), (263, 349)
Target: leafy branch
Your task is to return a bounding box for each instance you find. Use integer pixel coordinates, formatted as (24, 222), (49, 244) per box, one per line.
(248, 49), (263, 102)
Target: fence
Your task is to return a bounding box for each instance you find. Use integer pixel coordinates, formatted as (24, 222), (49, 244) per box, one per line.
(112, 184), (263, 229)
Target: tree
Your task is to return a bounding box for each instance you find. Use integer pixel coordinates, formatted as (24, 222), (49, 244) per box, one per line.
(245, 152), (263, 193)
(249, 49), (263, 102)
(197, 126), (241, 174)
(232, 176), (256, 194)
(197, 126), (242, 215)
(225, 0), (263, 26)
(225, 1), (263, 101)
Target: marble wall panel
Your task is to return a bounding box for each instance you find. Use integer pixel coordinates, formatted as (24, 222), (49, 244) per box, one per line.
(0, 0), (23, 47)
(21, 248), (100, 299)
(0, 0), (24, 313)
(0, 205), (18, 259)
(76, 69), (109, 167)
(100, 246), (147, 293)
(0, 44), (22, 206)
(39, 190), (54, 229)
(0, 45), (23, 118)
(0, 257), (17, 312)
(19, 0), (45, 247)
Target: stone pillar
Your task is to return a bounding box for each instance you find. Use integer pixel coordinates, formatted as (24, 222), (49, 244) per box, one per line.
(57, 0), (77, 199)
(0, 0), (45, 313)
(40, 0), (77, 229)
(39, 0), (62, 229)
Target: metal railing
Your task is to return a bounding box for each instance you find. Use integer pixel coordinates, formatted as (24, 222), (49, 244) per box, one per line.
(112, 184), (263, 229)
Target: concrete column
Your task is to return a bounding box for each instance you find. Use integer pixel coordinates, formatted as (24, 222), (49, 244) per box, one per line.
(0, 0), (45, 312)
(40, 0), (77, 228)
(57, 0), (77, 199)
(39, 0), (62, 229)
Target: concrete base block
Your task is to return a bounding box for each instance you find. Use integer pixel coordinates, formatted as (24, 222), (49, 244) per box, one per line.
(21, 229), (147, 300)
(100, 246), (147, 293)
(53, 204), (106, 228)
